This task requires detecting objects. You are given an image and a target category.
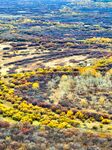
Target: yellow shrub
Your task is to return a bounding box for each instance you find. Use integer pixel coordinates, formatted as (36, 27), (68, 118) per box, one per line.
(58, 122), (68, 128)
(21, 116), (33, 123)
(107, 125), (112, 130)
(41, 119), (50, 125)
(79, 67), (101, 77)
(67, 110), (73, 117)
(99, 96), (105, 105)
(84, 37), (112, 44)
(75, 111), (84, 119)
(8, 89), (14, 94)
(72, 120), (80, 127)
(12, 112), (23, 121)
(102, 119), (111, 124)
(48, 120), (58, 128)
(32, 82), (39, 89)
(36, 68), (44, 73)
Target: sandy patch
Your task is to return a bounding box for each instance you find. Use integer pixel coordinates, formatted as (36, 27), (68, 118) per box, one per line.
(45, 55), (87, 67)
